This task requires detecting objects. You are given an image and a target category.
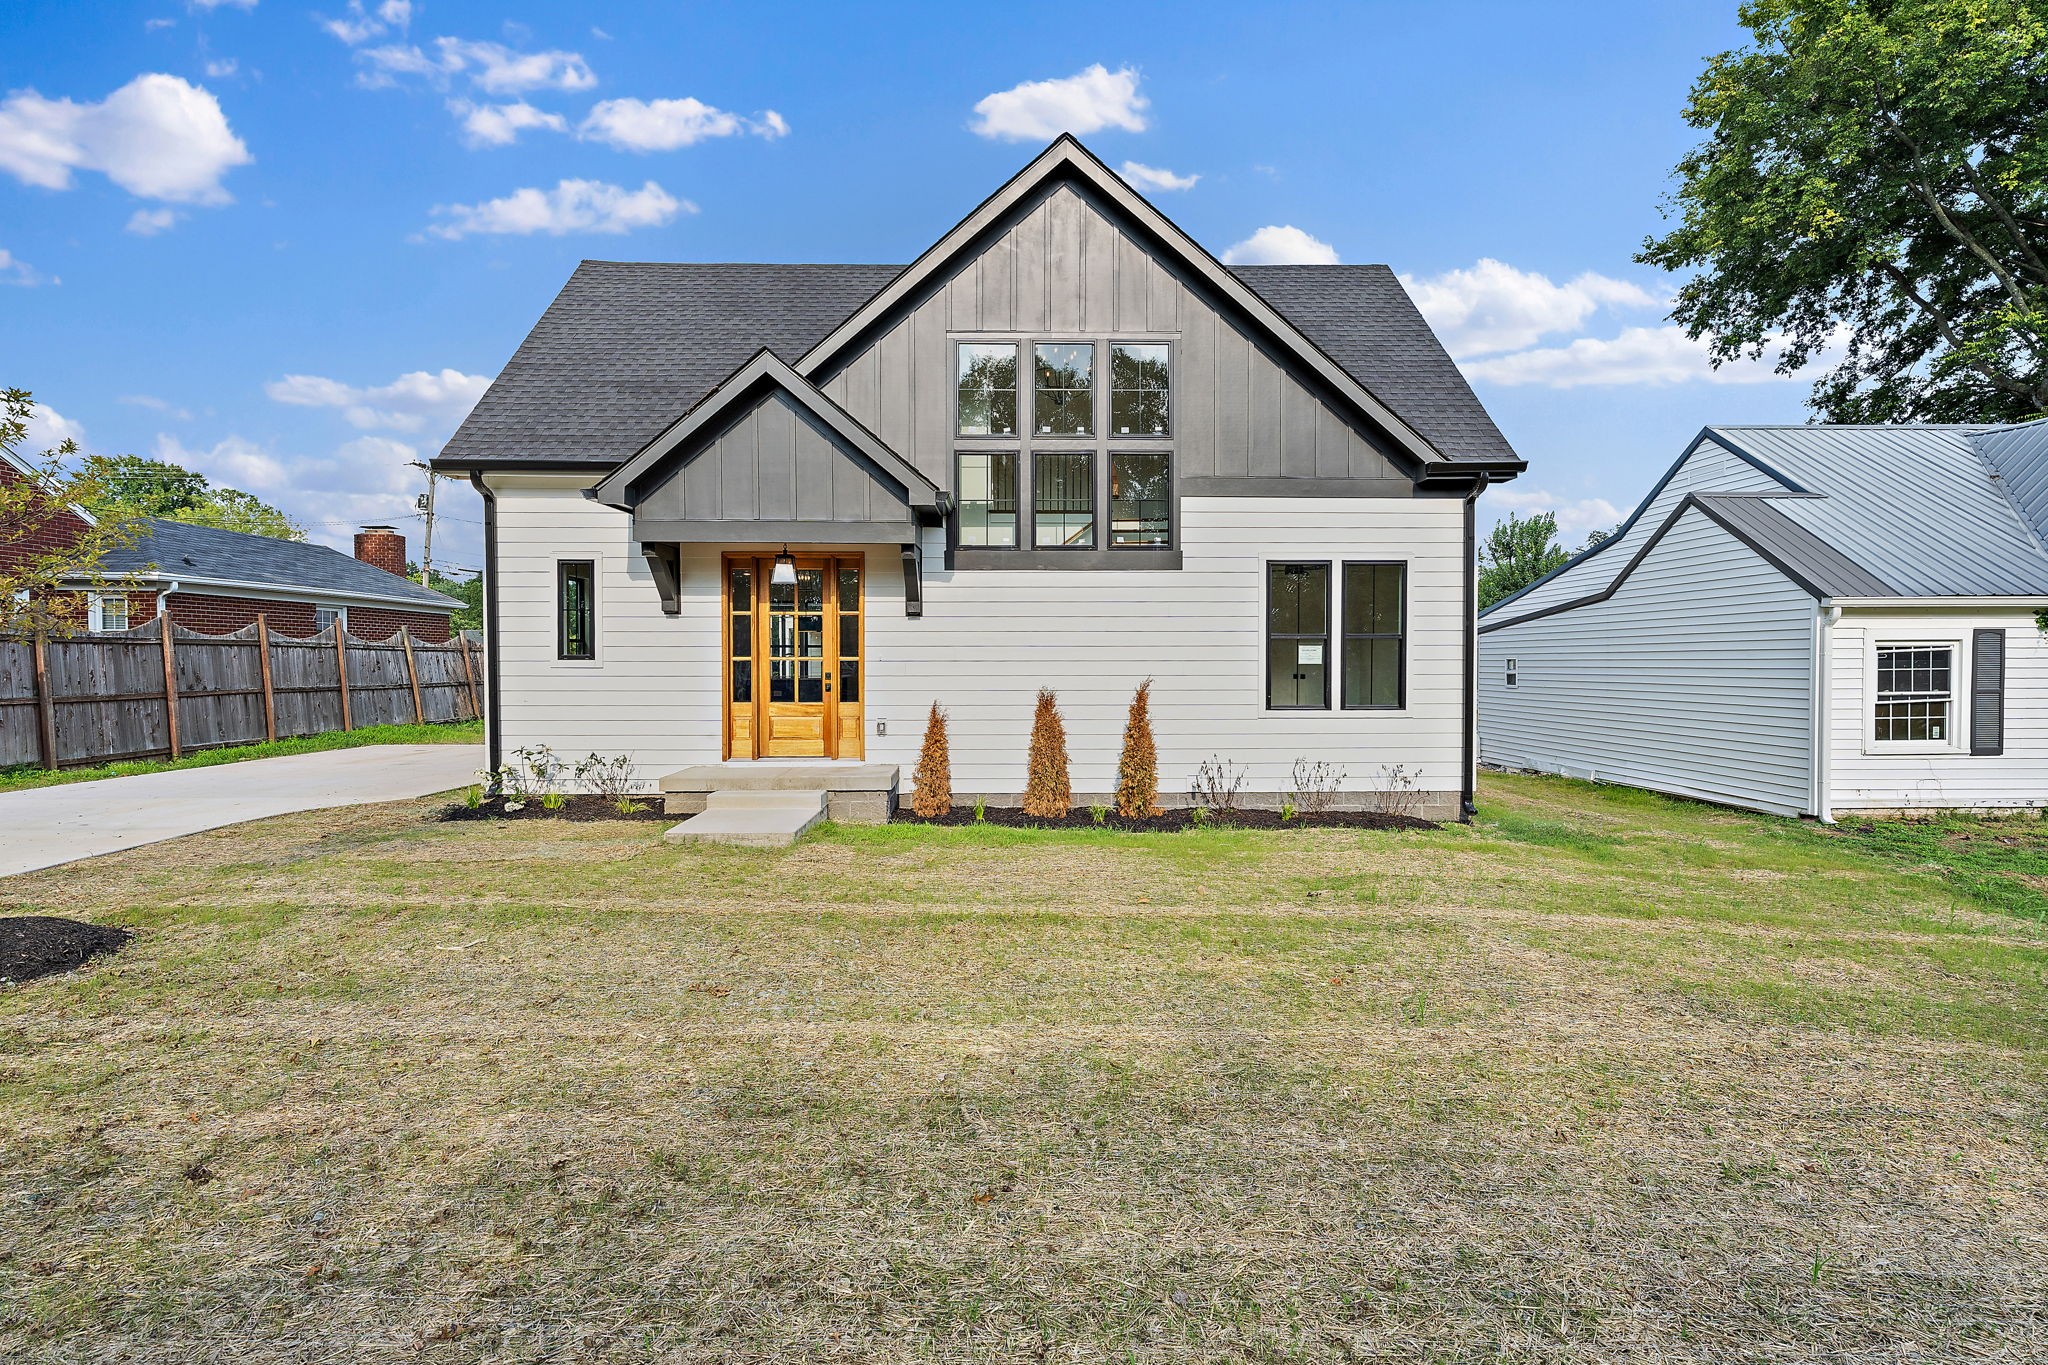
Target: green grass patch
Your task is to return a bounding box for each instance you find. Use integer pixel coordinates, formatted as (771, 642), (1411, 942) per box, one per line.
(0, 718), (480, 793)
(1811, 815), (2048, 921)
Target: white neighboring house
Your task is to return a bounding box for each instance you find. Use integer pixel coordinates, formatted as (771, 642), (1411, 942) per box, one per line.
(434, 137), (1526, 818)
(1478, 419), (2048, 818)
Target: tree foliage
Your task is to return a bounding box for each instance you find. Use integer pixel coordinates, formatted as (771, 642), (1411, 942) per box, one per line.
(408, 563), (482, 634)
(1640, 0), (2048, 422)
(79, 454), (306, 541)
(910, 702), (953, 818)
(1114, 678), (1159, 818)
(1, 389), (147, 635)
(1021, 687), (1072, 819)
(1477, 511), (1572, 610)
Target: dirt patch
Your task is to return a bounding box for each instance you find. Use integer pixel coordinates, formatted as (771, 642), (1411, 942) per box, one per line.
(0, 915), (131, 985)
(440, 795), (673, 824)
(896, 805), (1436, 832)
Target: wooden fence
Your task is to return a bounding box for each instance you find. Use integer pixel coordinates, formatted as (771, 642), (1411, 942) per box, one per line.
(0, 617), (484, 770)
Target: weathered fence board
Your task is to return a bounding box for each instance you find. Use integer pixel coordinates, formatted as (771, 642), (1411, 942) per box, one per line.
(0, 620), (484, 770)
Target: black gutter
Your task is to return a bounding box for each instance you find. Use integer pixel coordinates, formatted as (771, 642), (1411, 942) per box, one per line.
(1463, 471), (1490, 821)
(467, 472), (502, 781)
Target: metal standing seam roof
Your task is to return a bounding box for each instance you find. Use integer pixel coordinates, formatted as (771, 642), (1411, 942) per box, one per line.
(1690, 494), (1897, 599)
(436, 260), (1520, 470)
(97, 518), (462, 611)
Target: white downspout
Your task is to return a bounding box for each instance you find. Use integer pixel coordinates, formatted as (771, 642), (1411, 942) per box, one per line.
(156, 579), (181, 621)
(1813, 601), (1839, 823)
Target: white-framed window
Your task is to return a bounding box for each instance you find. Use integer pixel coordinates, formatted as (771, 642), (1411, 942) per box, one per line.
(1873, 642), (1955, 744)
(1505, 657), (1518, 689)
(87, 593), (130, 633)
(315, 605), (347, 636)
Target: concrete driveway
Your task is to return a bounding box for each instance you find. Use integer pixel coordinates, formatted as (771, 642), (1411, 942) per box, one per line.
(0, 744), (484, 878)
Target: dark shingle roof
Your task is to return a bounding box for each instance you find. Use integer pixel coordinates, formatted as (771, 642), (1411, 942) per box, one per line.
(439, 260), (1518, 469)
(100, 519), (461, 611)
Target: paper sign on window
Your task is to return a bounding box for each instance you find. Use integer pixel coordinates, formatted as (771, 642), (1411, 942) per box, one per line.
(1297, 643), (1323, 665)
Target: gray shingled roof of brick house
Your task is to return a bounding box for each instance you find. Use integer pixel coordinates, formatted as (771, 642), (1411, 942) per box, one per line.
(437, 260), (1519, 469)
(98, 519), (461, 610)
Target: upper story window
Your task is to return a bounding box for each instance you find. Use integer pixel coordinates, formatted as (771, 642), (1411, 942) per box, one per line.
(1111, 343), (1170, 436)
(1034, 344), (1094, 436)
(957, 451), (1019, 547)
(956, 343), (1017, 437)
(1874, 644), (1951, 742)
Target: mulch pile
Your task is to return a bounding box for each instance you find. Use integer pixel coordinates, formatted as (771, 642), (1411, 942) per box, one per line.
(441, 795), (673, 824)
(1, 916), (131, 986)
(896, 806), (1436, 832)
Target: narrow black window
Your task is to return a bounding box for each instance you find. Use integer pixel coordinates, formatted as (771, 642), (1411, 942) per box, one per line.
(957, 451), (1019, 547)
(1342, 562), (1405, 708)
(956, 343), (1017, 436)
(1972, 629), (2006, 756)
(557, 560), (594, 660)
(1034, 451), (1095, 547)
(1109, 450), (1169, 546)
(1267, 562), (1330, 709)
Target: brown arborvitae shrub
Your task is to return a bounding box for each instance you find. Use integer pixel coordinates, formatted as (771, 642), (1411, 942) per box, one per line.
(1114, 678), (1159, 817)
(1021, 687), (1072, 818)
(910, 701), (953, 818)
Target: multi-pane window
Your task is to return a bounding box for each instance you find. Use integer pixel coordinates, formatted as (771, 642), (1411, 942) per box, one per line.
(315, 605), (347, 637)
(1266, 563), (1330, 709)
(88, 593), (129, 633)
(837, 566), (862, 704)
(1109, 451), (1170, 546)
(1034, 451), (1095, 547)
(1342, 563), (1405, 708)
(956, 343), (1017, 436)
(1034, 343), (1094, 436)
(956, 451), (1019, 547)
(1110, 343), (1170, 435)
(1875, 644), (1952, 742)
(728, 564), (753, 704)
(557, 560), (594, 660)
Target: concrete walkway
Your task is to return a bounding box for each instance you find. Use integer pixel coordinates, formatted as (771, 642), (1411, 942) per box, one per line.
(0, 744), (485, 878)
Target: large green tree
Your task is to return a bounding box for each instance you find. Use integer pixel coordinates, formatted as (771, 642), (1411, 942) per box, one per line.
(1478, 512), (1572, 609)
(1640, 0), (2048, 422)
(80, 454), (305, 541)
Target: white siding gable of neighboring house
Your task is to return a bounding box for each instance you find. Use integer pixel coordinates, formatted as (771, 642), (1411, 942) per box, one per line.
(1478, 503), (1817, 816)
(1488, 436), (1793, 622)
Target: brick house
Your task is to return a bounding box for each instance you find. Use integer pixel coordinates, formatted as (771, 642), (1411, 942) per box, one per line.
(4, 447), (459, 641)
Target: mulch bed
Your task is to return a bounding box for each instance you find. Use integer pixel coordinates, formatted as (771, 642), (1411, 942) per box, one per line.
(896, 806), (1436, 832)
(1, 916), (132, 986)
(441, 795), (674, 823)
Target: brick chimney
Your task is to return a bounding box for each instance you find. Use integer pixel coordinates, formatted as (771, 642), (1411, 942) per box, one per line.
(353, 525), (406, 577)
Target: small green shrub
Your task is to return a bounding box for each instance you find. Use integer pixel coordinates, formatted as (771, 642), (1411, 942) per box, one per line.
(1089, 804), (1108, 825)
(540, 791), (567, 812)
(462, 785), (484, 810)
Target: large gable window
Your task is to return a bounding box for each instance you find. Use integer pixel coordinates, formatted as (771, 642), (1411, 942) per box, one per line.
(1110, 343), (1170, 435)
(1110, 451), (1170, 546)
(956, 451), (1019, 547)
(1034, 451), (1095, 547)
(1875, 644), (1952, 743)
(956, 343), (1017, 437)
(1034, 343), (1094, 436)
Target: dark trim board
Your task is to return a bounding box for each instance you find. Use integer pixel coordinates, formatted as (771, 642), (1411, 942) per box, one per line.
(952, 548), (1183, 571)
(1179, 476), (1418, 499)
(468, 472), (503, 777)
(1478, 492), (1894, 635)
(635, 518), (919, 545)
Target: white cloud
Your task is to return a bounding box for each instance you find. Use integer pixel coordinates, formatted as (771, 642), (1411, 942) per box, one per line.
(425, 178), (690, 239)
(1459, 324), (1813, 389)
(971, 64), (1147, 141)
(204, 58), (238, 78)
(1487, 487), (1624, 539)
(191, 0), (258, 10)
(321, 0), (409, 45)
(265, 367), (490, 432)
(360, 36), (595, 94)
(120, 394), (193, 420)
(1220, 225), (1338, 266)
(0, 247), (48, 286)
(0, 73), (251, 204)
(154, 431), (290, 492)
(1401, 258), (1660, 359)
(448, 99), (566, 148)
(126, 206), (181, 235)
(577, 96), (788, 151)
(1119, 160), (1197, 192)
(24, 403), (84, 452)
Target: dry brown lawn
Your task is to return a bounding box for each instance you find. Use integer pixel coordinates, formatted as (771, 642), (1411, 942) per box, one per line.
(2, 772), (2045, 1362)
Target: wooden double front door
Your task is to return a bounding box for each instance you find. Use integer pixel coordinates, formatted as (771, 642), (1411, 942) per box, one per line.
(723, 554), (864, 759)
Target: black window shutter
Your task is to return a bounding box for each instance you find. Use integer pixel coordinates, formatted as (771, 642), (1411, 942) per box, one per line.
(1971, 629), (2006, 756)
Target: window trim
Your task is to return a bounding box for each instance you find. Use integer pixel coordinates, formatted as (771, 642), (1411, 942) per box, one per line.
(556, 558), (597, 663)
(1339, 559), (1407, 711)
(1265, 559), (1333, 712)
(1866, 637), (1964, 753)
(87, 592), (130, 634)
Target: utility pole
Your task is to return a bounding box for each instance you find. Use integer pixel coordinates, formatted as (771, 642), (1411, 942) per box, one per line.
(411, 461), (437, 587)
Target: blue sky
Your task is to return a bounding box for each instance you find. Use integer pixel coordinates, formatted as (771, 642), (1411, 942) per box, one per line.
(0, 0), (1821, 573)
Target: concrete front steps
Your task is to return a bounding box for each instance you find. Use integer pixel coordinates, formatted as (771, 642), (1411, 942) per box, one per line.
(658, 763), (899, 847)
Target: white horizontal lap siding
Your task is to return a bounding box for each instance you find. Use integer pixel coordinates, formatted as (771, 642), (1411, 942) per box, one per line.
(1478, 505), (1816, 816)
(1491, 437), (1788, 620)
(1827, 608), (2048, 811)
(867, 496), (1466, 796)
